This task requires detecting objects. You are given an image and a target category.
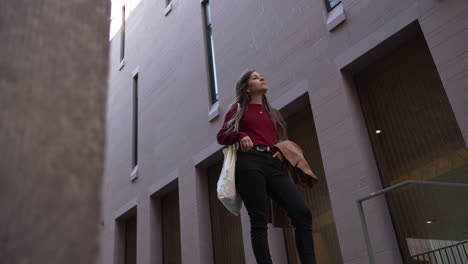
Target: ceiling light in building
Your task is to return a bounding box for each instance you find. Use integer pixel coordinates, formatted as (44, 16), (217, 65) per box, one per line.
(426, 220), (433, 224)
(376, 130), (382, 134)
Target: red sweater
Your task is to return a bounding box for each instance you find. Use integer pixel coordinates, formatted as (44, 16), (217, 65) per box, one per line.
(217, 104), (277, 148)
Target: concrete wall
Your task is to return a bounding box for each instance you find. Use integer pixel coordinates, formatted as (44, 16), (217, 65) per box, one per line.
(102, 0), (468, 263)
(0, 0), (110, 263)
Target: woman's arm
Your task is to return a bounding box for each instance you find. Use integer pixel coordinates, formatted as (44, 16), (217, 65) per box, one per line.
(217, 104), (248, 145)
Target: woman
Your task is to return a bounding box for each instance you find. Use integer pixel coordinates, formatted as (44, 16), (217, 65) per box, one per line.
(217, 70), (316, 264)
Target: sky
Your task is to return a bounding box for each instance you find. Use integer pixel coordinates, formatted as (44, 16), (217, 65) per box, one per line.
(109, 0), (142, 40)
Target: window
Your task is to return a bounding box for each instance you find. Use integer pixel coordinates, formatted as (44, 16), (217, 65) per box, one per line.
(164, 0), (173, 16)
(202, 0), (219, 104)
(132, 74), (138, 168)
(120, 5), (126, 62)
(325, 0), (341, 12)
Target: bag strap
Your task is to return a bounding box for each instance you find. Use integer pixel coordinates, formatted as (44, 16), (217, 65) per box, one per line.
(234, 103), (240, 132)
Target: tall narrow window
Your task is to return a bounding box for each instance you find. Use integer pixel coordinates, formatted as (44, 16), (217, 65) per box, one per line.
(120, 5), (126, 62)
(132, 74), (138, 168)
(325, 0), (341, 11)
(202, 0), (219, 104)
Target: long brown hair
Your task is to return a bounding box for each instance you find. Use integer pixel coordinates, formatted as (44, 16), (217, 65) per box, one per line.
(226, 70), (287, 141)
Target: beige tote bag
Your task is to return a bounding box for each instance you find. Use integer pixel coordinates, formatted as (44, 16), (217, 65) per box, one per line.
(217, 104), (242, 215)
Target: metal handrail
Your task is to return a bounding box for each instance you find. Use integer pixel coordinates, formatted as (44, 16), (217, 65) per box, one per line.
(356, 180), (468, 264)
(411, 239), (468, 260)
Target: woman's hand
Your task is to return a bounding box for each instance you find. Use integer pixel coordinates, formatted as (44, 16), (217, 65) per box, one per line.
(273, 151), (283, 161)
(240, 136), (254, 152)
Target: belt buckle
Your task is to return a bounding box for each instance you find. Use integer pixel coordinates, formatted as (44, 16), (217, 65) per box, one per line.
(256, 146), (270, 152)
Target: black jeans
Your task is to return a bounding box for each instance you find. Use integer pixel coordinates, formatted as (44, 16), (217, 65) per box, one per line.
(235, 149), (316, 264)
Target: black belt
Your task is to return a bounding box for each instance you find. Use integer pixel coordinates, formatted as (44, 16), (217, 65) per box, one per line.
(254, 145), (272, 152)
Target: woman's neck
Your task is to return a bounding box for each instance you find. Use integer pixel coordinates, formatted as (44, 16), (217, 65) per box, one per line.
(249, 94), (263, 105)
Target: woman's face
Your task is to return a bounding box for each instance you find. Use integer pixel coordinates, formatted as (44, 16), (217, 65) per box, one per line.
(247, 72), (268, 94)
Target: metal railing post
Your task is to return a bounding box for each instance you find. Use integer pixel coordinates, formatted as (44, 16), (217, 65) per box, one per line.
(357, 199), (375, 264)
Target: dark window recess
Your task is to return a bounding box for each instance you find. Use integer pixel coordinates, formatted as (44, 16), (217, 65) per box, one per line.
(354, 33), (468, 264)
(162, 191), (182, 264)
(125, 216), (137, 264)
(207, 163), (245, 263)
